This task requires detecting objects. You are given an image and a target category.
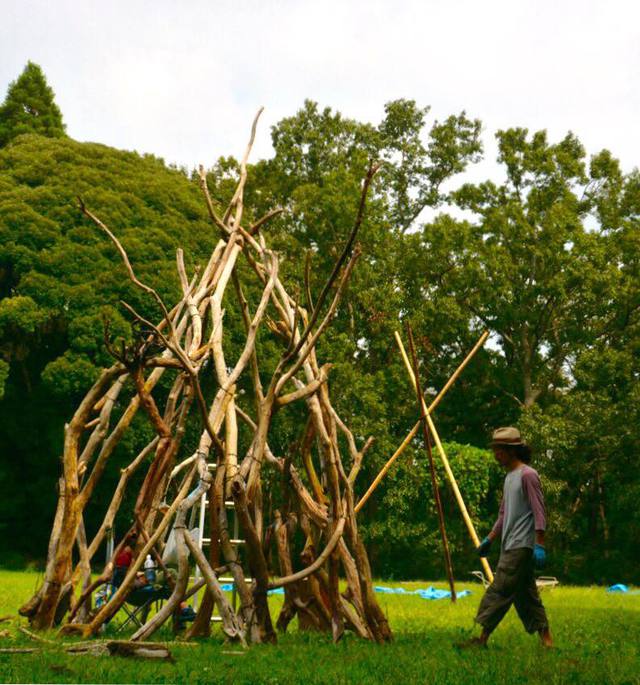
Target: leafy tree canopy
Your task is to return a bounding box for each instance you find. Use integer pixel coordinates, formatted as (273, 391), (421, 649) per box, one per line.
(0, 133), (216, 558)
(408, 129), (632, 408)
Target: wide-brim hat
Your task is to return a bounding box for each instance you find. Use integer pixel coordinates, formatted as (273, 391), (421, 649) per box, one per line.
(490, 426), (524, 446)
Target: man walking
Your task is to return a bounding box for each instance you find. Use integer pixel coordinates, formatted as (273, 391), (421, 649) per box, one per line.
(463, 427), (553, 648)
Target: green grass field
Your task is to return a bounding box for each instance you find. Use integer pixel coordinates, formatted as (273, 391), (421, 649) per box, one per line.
(0, 570), (638, 684)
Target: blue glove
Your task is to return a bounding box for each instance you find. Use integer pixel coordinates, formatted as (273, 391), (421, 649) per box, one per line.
(533, 543), (546, 569)
(476, 536), (492, 558)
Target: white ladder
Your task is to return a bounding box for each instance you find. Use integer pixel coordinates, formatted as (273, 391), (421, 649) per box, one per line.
(188, 465), (251, 621)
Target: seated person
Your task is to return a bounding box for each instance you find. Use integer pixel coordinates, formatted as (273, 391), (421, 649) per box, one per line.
(112, 533), (138, 587)
(112, 547), (132, 587)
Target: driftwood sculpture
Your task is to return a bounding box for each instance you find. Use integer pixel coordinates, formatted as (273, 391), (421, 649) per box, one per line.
(20, 110), (392, 645)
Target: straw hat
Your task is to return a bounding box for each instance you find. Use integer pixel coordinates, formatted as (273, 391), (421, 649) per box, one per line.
(490, 426), (525, 446)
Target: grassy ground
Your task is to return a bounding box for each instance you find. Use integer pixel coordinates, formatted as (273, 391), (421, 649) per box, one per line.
(0, 570), (638, 684)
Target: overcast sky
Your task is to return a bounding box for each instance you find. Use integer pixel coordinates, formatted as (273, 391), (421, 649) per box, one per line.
(2, 0), (639, 180)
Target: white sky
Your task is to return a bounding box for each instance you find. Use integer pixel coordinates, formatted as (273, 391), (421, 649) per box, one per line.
(2, 0), (639, 180)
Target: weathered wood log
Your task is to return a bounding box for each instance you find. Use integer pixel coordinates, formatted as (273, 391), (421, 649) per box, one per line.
(106, 641), (173, 660)
(186, 478), (220, 639)
(231, 476), (276, 644)
(131, 471), (209, 642)
(183, 530), (245, 644)
(30, 365), (129, 630)
(18, 627), (56, 644)
(0, 648), (39, 654)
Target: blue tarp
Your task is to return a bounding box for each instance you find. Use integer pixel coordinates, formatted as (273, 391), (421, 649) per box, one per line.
(215, 582), (640, 598)
(219, 583), (285, 596)
(607, 584), (639, 594)
(374, 585), (471, 600)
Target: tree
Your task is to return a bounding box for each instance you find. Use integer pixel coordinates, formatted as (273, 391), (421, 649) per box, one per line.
(416, 128), (621, 408)
(0, 62), (66, 147)
(518, 155), (640, 583)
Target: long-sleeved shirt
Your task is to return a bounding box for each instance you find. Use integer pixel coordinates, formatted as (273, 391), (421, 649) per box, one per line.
(491, 464), (546, 551)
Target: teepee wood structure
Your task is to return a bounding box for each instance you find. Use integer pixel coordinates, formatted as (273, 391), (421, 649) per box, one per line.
(20, 110), (392, 645)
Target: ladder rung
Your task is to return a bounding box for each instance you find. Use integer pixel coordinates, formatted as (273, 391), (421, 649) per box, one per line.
(219, 577), (253, 583)
(203, 500), (234, 508)
(201, 538), (245, 545)
(189, 576), (252, 583)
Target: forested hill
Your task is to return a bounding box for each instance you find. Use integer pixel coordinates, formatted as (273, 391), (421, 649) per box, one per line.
(0, 133), (218, 562)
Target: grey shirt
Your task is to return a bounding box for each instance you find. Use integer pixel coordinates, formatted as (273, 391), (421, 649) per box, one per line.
(491, 465), (546, 551)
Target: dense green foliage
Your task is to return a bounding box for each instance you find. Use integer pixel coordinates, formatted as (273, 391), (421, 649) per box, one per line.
(0, 65), (638, 584)
(1, 570), (639, 684)
(0, 132), (215, 562)
(0, 63), (66, 147)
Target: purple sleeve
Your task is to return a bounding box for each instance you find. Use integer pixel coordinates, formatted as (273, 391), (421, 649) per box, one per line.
(490, 497), (505, 538)
(522, 468), (546, 531)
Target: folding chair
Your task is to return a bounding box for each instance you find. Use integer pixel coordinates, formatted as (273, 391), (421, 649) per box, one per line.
(535, 576), (560, 590)
(471, 570), (490, 588)
(98, 566), (171, 633)
(116, 585), (171, 632)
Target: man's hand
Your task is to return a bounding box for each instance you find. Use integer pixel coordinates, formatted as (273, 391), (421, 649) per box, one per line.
(533, 543), (546, 569)
(476, 536), (492, 558)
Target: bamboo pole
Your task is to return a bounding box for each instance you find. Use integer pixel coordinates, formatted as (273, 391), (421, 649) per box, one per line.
(395, 331), (494, 583)
(405, 324), (456, 602)
(355, 330), (488, 513)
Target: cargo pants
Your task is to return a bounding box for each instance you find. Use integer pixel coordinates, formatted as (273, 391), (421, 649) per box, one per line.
(475, 547), (549, 634)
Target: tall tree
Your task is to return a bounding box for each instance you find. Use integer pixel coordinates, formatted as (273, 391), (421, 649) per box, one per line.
(415, 128), (621, 408)
(0, 62), (66, 147)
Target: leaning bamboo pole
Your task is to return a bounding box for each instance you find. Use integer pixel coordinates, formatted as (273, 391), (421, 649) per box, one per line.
(405, 324), (456, 602)
(394, 331), (494, 583)
(355, 331), (489, 513)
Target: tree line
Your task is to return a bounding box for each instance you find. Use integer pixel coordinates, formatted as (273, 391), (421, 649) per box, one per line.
(0, 63), (638, 582)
